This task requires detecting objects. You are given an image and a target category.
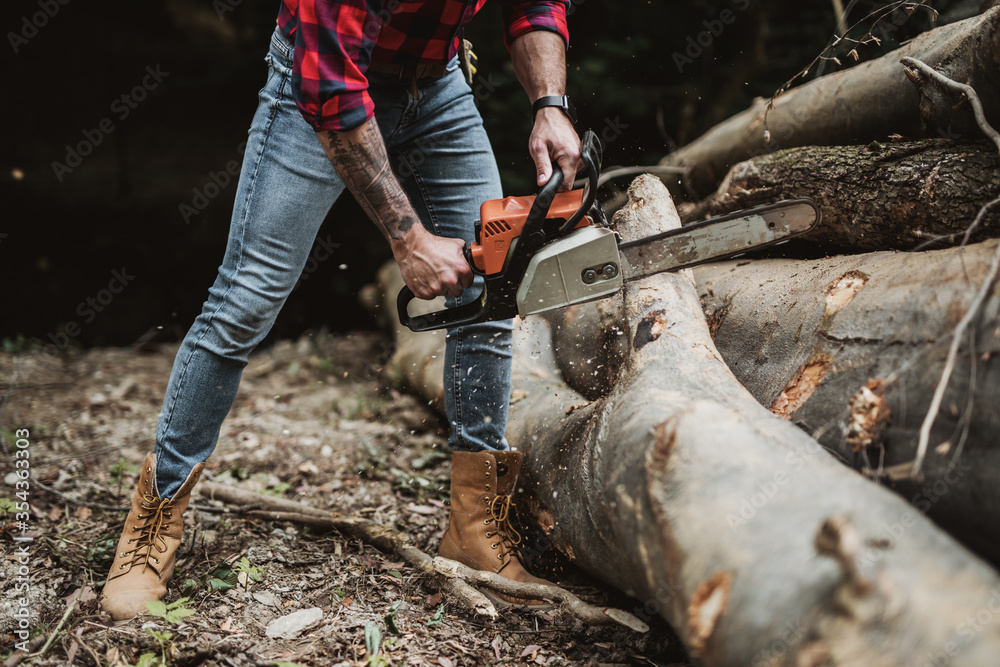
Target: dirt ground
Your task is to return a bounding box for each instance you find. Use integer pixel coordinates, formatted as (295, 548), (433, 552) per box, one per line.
(0, 331), (688, 667)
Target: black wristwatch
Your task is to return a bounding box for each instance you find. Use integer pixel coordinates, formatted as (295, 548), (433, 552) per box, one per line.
(532, 95), (577, 124)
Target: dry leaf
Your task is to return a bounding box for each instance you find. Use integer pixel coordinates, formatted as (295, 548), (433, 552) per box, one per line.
(520, 644), (542, 659)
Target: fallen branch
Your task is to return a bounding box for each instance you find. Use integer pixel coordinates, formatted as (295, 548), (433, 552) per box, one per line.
(894, 58), (1000, 480)
(659, 8), (1000, 195)
(198, 480), (495, 620)
(196, 481), (644, 630)
(432, 558), (649, 633)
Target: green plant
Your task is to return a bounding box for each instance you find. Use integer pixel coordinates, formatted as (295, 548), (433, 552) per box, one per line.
(109, 458), (139, 497)
(206, 560), (239, 592)
(132, 598), (196, 666)
(234, 556), (266, 588)
(85, 532), (117, 563)
(384, 601), (403, 635)
(426, 603), (445, 627)
(261, 481), (291, 497)
(364, 621), (390, 667)
(1, 335), (33, 355)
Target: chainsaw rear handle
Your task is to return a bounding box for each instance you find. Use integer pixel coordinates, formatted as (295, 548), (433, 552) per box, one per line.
(397, 131), (602, 332)
(396, 283), (491, 332)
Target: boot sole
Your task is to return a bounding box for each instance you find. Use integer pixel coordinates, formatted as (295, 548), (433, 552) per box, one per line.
(481, 587), (556, 612)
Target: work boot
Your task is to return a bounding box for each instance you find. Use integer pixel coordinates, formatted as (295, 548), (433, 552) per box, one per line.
(439, 449), (555, 607)
(100, 453), (204, 622)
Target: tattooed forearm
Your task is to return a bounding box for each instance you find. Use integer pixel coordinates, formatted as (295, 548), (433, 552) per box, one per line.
(319, 119), (417, 241)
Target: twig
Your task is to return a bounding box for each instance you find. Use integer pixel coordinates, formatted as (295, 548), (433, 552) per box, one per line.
(888, 60), (1000, 479)
(196, 481), (647, 630)
(198, 481), (497, 621)
(32, 478), (134, 512)
(763, 1), (936, 131)
(1, 637), (45, 667)
(433, 557), (649, 633)
(900, 57), (1000, 155)
(908, 237), (1000, 477)
(39, 596), (78, 657)
(911, 196), (1000, 251)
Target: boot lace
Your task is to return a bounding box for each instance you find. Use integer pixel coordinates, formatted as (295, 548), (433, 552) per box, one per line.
(486, 494), (523, 572)
(120, 494), (175, 573)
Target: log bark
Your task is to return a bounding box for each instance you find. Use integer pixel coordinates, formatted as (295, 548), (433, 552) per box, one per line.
(693, 242), (1000, 563)
(687, 140), (1000, 251)
(659, 8), (1000, 196)
(371, 261), (447, 411)
(374, 176), (1000, 665)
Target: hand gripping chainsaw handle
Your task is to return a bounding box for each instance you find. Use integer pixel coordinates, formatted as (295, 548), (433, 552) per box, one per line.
(397, 130), (603, 332)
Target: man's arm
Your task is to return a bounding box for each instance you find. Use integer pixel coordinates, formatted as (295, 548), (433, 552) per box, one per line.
(510, 30), (581, 190)
(316, 120), (472, 300)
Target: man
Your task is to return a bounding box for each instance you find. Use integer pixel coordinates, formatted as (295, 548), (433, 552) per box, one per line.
(100, 0), (581, 621)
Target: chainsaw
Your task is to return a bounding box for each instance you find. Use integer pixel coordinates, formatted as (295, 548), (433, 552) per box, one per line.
(397, 130), (819, 332)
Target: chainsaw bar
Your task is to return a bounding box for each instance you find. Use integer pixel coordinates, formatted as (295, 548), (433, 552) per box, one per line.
(619, 199), (820, 281)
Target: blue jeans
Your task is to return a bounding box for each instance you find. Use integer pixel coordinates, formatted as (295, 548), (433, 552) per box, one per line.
(154, 28), (512, 497)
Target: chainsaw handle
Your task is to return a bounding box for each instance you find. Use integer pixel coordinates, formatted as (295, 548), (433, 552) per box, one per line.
(396, 284), (488, 332)
(560, 130), (603, 235)
(520, 164), (565, 252)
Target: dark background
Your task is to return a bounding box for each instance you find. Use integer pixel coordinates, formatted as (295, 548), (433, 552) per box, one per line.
(0, 0), (963, 353)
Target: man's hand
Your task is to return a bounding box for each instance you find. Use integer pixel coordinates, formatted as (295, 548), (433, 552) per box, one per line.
(392, 225), (473, 300)
(317, 119), (472, 299)
(530, 107), (581, 190)
(510, 30), (581, 191)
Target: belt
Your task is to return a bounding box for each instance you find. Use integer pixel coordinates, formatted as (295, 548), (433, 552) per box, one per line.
(367, 62), (449, 80)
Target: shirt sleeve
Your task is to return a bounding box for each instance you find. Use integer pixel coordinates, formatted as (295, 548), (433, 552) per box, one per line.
(499, 0), (570, 51)
(290, 0), (384, 132)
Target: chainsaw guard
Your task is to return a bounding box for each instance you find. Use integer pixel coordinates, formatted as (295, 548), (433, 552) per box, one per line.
(516, 226), (622, 317)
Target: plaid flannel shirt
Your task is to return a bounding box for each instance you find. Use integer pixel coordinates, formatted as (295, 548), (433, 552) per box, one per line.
(277, 0), (570, 132)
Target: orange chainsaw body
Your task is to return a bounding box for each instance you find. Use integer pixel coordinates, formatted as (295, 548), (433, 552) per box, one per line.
(470, 188), (592, 276)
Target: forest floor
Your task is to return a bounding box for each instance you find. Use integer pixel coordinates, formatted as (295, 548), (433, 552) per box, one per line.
(0, 331), (688, 667)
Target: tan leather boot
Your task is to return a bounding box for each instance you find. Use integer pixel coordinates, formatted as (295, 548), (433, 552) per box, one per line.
(100, 453), (204, 622)
(439, 450), (554, 607)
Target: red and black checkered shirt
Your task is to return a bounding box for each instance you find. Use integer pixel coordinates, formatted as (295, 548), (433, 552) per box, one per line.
(277, 0), (570, 132)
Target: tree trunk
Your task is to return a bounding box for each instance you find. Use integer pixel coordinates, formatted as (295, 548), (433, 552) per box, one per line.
(659, 8), (1000, 196)
(373, 176), (1000, 665)
(693, 241), (1000, 564)
(686, 140), (1000, 251)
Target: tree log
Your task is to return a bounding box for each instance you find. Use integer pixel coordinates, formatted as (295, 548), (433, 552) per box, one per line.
(693, 241), (1000, 564)
(374, 176), (1000, 664)
(659, 8), (1000, 196)
(687, 140), (1000, 251)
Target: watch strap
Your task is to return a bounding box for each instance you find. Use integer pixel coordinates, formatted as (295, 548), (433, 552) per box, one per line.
(532, 95), (577, 124)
